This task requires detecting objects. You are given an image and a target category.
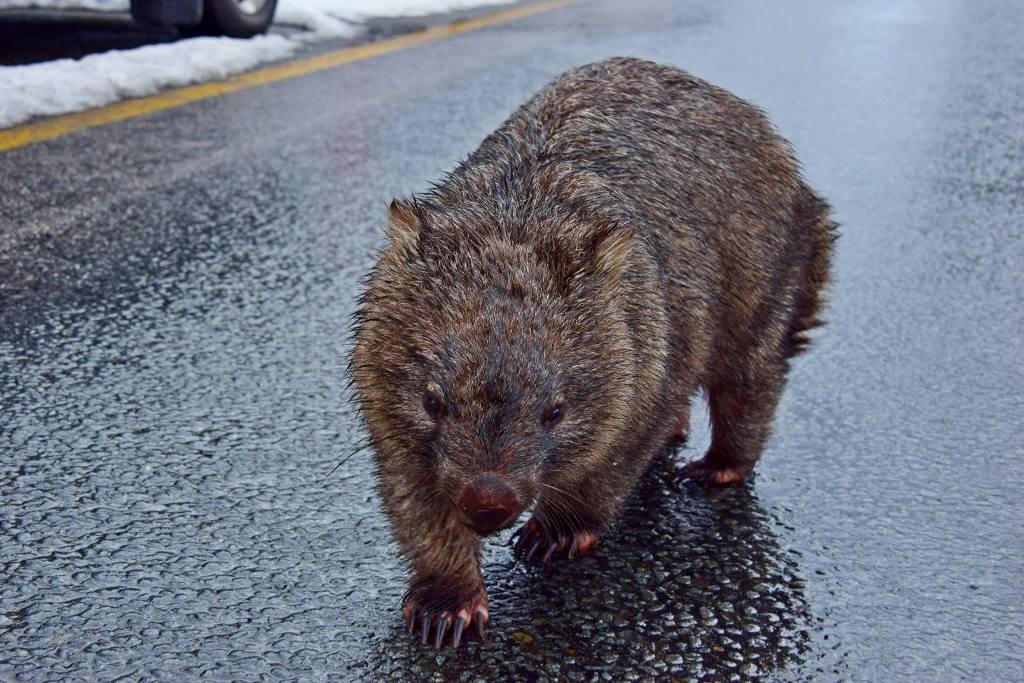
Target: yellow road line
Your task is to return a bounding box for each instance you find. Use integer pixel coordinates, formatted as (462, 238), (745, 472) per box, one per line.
(0, 0), (573, 152)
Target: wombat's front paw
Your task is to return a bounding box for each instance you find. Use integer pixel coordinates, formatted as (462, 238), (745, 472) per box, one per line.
(402, 578), (489, 649)
(671, 453), (753, 487)
(510, 516), (600, 563)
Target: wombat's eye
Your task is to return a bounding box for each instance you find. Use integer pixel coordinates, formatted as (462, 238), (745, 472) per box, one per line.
(542, 403), (563, 427)
(422, 390), (446, 421)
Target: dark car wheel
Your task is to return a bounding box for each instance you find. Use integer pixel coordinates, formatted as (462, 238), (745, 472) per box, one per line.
(198, 0), (277, 37)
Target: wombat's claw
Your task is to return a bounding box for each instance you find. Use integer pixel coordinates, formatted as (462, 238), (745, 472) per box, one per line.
(668, 421), (689, 449)
(402, 594), (488, 649)
(511, 517), (599, 563)
(671, 455), (752, 488)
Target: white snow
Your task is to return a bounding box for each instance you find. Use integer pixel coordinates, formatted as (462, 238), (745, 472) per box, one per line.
(0, 36), (301, 126)
(0, 0), (515, 129)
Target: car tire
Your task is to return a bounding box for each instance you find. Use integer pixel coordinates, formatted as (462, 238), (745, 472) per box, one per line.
(196, 0), (277, 37)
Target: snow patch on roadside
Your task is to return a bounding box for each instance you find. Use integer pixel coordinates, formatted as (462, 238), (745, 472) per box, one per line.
(0, 36), (301, 127)
(0, 0), (515, 129)
(277, 0), (516, 27)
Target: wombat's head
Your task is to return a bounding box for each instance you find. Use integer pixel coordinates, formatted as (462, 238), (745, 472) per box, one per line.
(352, 199), (640, 537)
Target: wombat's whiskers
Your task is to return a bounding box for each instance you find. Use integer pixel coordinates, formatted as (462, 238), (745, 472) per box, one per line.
(539, 482), (589, 510)
(537, 483), (590, 532)
(321, 438), (372, 484)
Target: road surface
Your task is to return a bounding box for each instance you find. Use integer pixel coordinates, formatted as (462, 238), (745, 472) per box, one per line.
(1, 0), (1022, 680)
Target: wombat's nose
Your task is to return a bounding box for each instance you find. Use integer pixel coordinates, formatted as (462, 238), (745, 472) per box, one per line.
(458, 475), (520, 535)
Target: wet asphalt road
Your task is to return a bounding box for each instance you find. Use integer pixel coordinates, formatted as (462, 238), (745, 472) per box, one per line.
(2, 0), (1023, 680)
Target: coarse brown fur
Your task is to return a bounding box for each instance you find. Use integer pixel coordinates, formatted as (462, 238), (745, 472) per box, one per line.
(350, 57), (836, 647)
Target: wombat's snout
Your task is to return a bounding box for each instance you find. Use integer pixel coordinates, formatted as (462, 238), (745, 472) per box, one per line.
(458, 475), (520, 535)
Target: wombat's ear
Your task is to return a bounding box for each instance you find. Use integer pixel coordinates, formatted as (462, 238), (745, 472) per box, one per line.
(387, 198), (421, 252)
(593, 227), (635, 280)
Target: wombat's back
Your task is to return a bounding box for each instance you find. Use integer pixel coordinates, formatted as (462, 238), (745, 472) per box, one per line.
(469, 56), (835, 377)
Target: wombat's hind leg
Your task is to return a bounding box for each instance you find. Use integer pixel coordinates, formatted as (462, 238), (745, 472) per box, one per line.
(673, 366), (785, 486)
(510, 516), (600, 563)
(674, 453), (752, 486)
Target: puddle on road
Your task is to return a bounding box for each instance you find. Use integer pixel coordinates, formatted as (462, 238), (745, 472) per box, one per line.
(361, 455), (821, 680)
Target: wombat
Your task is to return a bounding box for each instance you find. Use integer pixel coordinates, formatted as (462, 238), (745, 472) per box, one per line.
(351, 57), (835, 648)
